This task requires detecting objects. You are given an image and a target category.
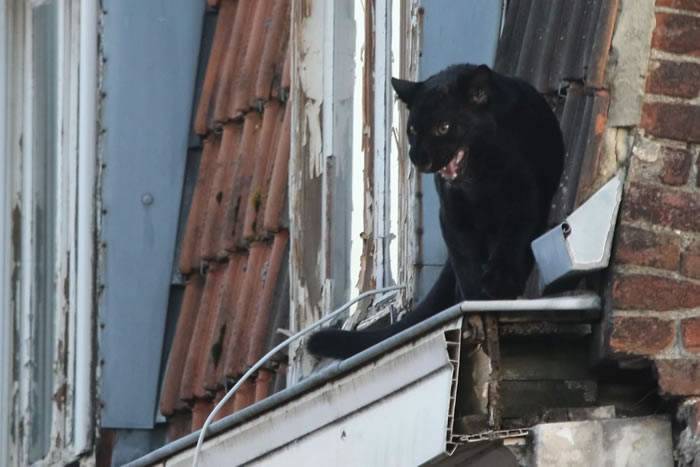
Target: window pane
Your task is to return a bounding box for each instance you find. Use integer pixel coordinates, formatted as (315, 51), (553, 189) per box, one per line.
(30, 1), (58, 462)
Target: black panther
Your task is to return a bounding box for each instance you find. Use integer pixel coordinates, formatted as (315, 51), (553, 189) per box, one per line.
(308, 64), (564, 359)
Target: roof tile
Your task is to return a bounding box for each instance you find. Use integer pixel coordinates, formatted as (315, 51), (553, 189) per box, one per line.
(191, 399), (215, 431)
(263, 104), (291, 232)
(254, 369), (275, 402)
(211, 0), (254, 124)
(222, 243), (269, 378)
(232, 379), (256, 412)
(202, 253), (247, 391)
(200, 125), (242, 260)
(254, 0), (291, 102)
(246, 231), (289, 367)
(194, 0), (238, 135)
(243, 100), (283, 240)
(212, 389), (236, 422)
(230, 0), (275, 117)
(179, 265), (227, 401)
(179, 136), (221, 273)
(160, 277), (205, 416)
(220, 113), (261, 252)
(163, 0), (289, 433)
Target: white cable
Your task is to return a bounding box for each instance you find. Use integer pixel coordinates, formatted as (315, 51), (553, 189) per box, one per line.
(191, 284), (405, 467)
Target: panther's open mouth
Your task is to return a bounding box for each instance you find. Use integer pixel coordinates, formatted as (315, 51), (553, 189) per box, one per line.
(438, 148), (467, 181)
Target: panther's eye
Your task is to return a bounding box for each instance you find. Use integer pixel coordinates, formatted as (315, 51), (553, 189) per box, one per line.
(435, 122), (450, 136)
(408, 125), (417, 135)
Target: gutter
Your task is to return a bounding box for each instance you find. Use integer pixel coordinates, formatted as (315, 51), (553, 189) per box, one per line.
(126, 293), (601, 467)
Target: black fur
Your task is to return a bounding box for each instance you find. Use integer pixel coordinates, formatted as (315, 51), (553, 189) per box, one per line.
(307, 64), (564, 360)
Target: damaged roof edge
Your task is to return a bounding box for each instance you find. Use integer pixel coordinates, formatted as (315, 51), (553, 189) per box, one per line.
(126, 293), (601, 467)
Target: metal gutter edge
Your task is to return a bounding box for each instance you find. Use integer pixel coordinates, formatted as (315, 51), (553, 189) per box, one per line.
(125, 293), (601, 467)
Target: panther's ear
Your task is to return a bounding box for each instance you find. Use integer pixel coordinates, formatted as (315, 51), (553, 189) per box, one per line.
(391, 78), (421, 106)
(464, 65), (492, 106)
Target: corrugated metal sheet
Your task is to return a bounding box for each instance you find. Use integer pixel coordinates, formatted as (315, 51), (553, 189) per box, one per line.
(495, 0), (618, 93)
(494, 0), (618, 223)
(159, 0), (290, 441)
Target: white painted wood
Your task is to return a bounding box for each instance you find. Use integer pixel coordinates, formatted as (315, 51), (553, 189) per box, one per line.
(75, 0), (97, 454)
(373, 0), (392, 289)
(289, 0), (356, 381)
(19, 3), (36, 462)
(0, 1), (12, 465)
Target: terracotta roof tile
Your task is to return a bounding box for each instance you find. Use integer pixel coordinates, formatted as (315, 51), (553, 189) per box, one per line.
(160, 277), (204, 416)
(230, 0), (275, 117)
(202, 253), (247, 391)
(211, 0), (254, 124)
(179, 136), (221, 273)
(263, 104), (291, 232)
(222, 242), (268, 378)
(232, 379), (256, 412)
(211, 389), (233, 422)
(191, 399), (215, 431)
(280, 44), (291, 94)
(193, 0), (237, 135)
(253, 0), (291, 103)
(200, 125), (242, 260)
(220, 113), (261, 252)
(179, 265), (227, 402)
(254, 369), (274, 402)
(245, 231), (289, 367)
(243, 100), (283, 240)
(163, 0), (289, 434)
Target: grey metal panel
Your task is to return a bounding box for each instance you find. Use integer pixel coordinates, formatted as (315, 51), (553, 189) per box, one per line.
(416, 0), (503, 299)
(100, 0), (205, 428)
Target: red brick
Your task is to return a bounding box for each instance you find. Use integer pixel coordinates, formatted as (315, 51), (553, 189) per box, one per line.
(660, 147), (693, 185)
(622, 183), (700, 232)
(682, 317), (700, 353)
(641, 102), (700, 143)
(655, 359), (700, 396)
(612, 274), (700, 311)
(682, 239), (700, 279)
(615, 224), (682, 270)
(652, 13), (700, 57)
(646, 60), (700, 99)
(656, 0), (700, 12)
(610, 316), (675, 355)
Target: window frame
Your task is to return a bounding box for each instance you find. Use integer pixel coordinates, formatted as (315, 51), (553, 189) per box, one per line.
(289, 0), (422, 380)
(1, 0), (96, 464)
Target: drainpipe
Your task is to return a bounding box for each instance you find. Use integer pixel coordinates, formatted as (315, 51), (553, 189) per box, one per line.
(75, 0), (97, 455)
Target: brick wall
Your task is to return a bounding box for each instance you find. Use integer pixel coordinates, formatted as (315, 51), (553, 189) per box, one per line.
(606, 0), (700, 399)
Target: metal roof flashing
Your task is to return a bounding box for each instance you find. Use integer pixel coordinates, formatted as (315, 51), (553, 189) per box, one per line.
(126, 294), (600, 467)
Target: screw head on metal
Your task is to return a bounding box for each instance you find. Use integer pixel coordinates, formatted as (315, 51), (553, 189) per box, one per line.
(141, 193), (154, 206)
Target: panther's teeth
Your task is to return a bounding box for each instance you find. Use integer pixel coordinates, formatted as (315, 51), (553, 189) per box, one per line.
(439, 149), (466, 180)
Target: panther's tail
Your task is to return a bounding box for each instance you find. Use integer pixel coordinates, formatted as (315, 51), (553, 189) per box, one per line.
(306, 317), (417, 360)
(306, 265), (459, 359)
